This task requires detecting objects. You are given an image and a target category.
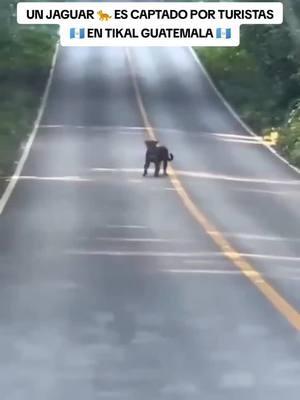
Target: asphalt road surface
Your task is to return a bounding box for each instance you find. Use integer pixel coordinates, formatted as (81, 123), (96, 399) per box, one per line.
(1, 44), (300, 399)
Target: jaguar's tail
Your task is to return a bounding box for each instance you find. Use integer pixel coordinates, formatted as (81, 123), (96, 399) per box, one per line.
(168, 153), (174, 161)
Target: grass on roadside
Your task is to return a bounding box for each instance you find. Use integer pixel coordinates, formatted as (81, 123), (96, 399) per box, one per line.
(194, 36), (300, 168)
(0, 25), (58, 184)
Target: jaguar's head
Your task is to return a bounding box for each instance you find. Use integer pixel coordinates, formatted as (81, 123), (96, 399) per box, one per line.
(145, 140), (158, 149)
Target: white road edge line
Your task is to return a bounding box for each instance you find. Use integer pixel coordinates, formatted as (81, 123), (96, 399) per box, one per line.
(188, 47), (300, 176)
(0, 42), (60, 215)
(65, 250), (223, 257)
(163, 269), (242, 275)
(65, 249), (300, 262)
(88, 237), (195, 243)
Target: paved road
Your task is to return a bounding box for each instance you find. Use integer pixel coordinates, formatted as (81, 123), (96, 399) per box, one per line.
(0, 45), (300, 399)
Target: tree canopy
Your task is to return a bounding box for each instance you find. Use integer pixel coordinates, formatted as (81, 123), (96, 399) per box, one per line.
(196, 0), (300, 166)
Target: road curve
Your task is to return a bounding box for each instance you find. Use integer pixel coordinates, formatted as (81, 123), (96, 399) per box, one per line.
(0, 45), (300, 399)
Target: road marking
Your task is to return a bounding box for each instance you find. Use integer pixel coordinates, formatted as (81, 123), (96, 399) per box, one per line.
(65, 250), (223, 257)
(183, 259), (228, 265)
(127, 178), (143, 183)
(212, 133), (265, 144)
(208, 231), (300, 243)
(185, 253), (300, 263)
(65, 249), (300, 263)
(85, 234), (300, 246)
(106, 224), (148, 229)
(10, 175), (91, 182)
(188, 47), (300, 175)
(167, 267), (300, 282)
(233, 187), (300, 196)
(39, 124), (147, 134)
(90, 237), (194, 243)
(213, 133), (259, 140)
(40, 124), (251, 139)
(238, 253), (300, 262)
(90, 167), (300, 186)
(163, 269), (242, 275)
(5, 169), (298, 188)
(0, 43), (60, 215)
(216, 138), (263, 145)
(175, 171), (300, 186)
(126, 47), (300, 331)
(91, 167), (142, 173)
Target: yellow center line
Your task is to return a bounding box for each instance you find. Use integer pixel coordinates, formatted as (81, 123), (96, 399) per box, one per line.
(125, 47), (300, 331)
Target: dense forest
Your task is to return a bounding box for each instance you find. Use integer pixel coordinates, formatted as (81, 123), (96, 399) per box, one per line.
(0, 0), (57, 182)
(196, 0), (300, 167)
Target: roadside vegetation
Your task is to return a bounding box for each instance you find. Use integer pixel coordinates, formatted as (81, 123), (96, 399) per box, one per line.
(194, 0), (300, 168)
(0, 1), (58, 185)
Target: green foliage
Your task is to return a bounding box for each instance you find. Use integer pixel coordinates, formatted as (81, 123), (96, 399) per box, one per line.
(278, 122), (300, 165)
(0, 1), (58, 180)
(195, 0), (300, 167)
(277, 102), (300, 166)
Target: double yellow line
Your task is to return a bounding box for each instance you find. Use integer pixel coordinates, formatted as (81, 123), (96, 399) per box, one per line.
(125, 47), (300, 331)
